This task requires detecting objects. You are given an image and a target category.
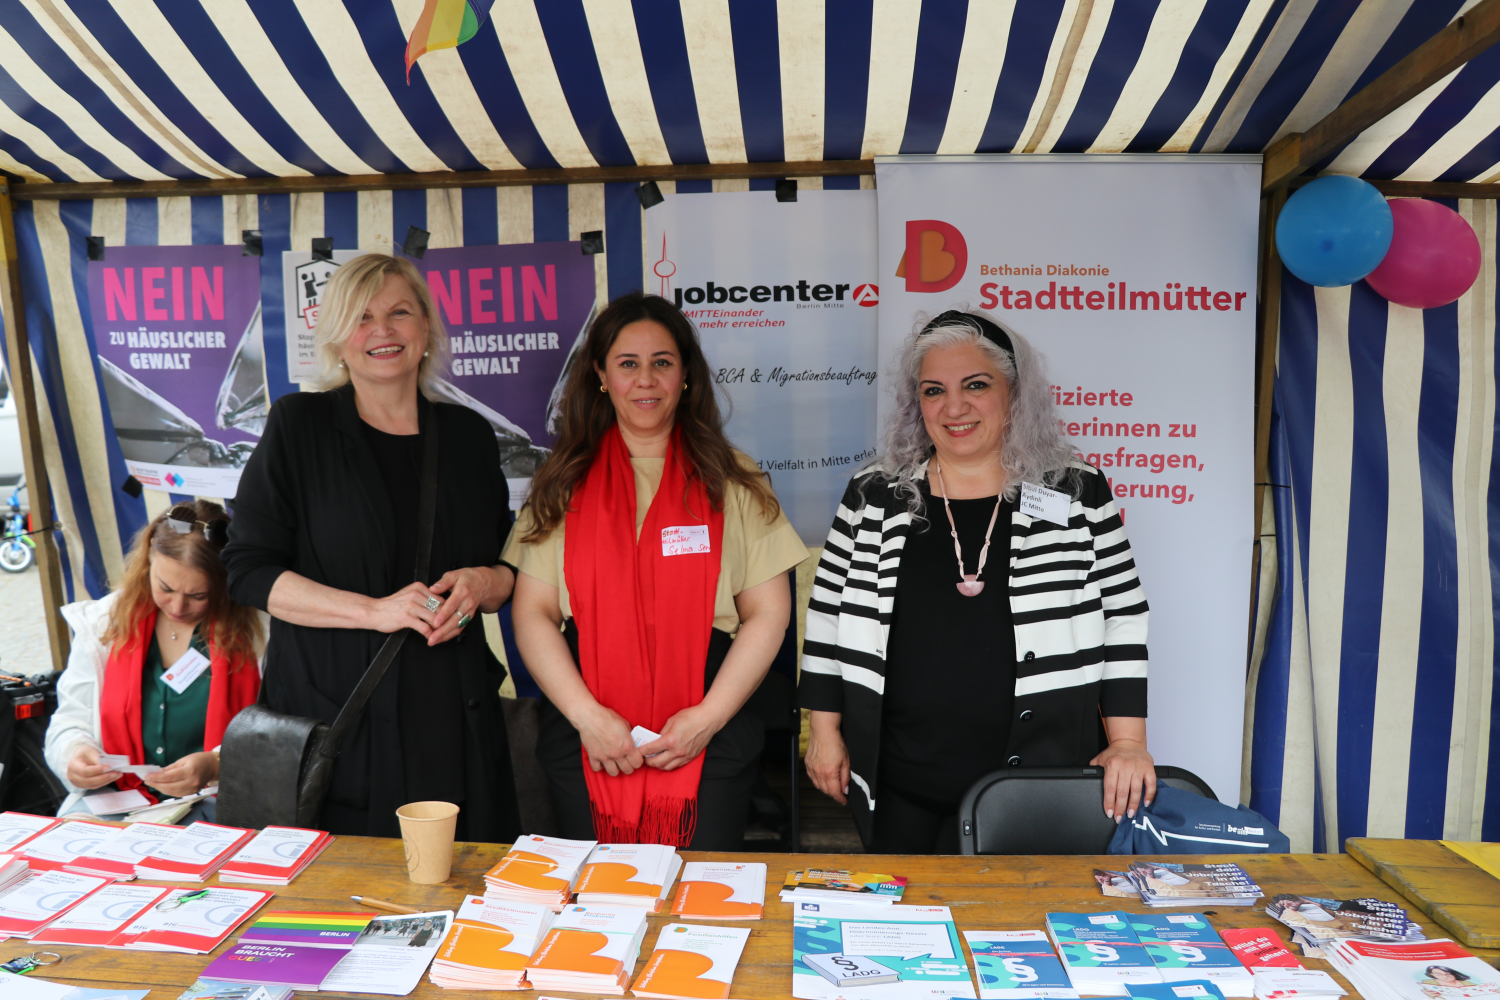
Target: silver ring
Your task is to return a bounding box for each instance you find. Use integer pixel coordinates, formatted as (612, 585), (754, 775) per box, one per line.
(423, 596), (441, 613)
(458, 613), (472, 629)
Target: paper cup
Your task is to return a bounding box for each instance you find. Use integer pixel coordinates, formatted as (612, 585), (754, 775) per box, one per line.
(396, 801), (460, 884)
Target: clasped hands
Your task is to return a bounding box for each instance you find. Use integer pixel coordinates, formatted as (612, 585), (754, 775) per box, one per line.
(67, 745), (217, 799)
(574, 702), (722, 776)
(364, 567), (497, 646)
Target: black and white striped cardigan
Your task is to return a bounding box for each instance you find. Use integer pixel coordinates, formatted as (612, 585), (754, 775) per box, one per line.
(797, 460), (1149, 844)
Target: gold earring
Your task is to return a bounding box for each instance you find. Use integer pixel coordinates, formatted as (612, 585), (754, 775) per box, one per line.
(683, 380), (688, 389)
(599, 383), (607, 393)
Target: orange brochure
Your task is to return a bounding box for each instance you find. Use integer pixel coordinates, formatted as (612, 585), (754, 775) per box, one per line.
(670, 862), (765, 920)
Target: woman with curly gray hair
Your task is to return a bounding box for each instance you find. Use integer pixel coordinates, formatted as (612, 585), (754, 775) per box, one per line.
(797, 310), (1155, 853)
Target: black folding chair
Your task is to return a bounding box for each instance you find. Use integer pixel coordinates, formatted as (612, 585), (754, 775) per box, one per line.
(956, 765), (1216, 855)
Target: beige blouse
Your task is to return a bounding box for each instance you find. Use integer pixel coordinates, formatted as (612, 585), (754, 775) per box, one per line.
(503, 455), (810, 634)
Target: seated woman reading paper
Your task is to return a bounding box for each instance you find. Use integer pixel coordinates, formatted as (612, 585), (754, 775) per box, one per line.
(46, 501), (262, 819)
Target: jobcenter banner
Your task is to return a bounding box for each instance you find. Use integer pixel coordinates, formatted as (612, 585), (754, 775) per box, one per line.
(646, 190), (879, 543)
(876, 155), (1259, 802)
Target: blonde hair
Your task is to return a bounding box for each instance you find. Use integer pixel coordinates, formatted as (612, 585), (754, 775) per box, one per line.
(104, 500), (262, 662)
(310, 254), (450, 396)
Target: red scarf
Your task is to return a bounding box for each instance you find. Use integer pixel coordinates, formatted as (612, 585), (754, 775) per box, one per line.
(564, 426), (724, 846)
(100, 608), (260, 796)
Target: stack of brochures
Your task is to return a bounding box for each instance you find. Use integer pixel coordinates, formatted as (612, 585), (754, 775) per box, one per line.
(217, 827), (333, 885)
(1133, 913), (1254, 997)
(1047, 911), (1164, 994)
(574, 843), (682, 913)
(0, 853), (29, 892)
(1265, 895), (1424, 956)
(27, 884), (272, 953)
(630, 923), (751, 999)
(1325, 938), (1498, 1000)
(525, 903), (649, 995)
(34, 884), (177, 946)
(0, 812), (59, 851)
(1252, 969), (1346, 1000)
(177, 981), (294, 1000)
(134, 822), (256, 882)
(0, 870), (109, 937)
(670, 862), (766, 920)
(16, 820), (119, 872)
(1094, 870), (1140, 899)
(429, 894), (555, 990)
(482, 834), (596, 909)
(200, 910), (375, 990)
(780, 868), (907, 906)
(1127, 983), (1230, 1000)
(791, 901), (974, 999)
(64, 823), (177, 881)
(964, 930), (1080, 1000)
(1219, 929), (1303, 970)
(1125, 862), (1266, 907)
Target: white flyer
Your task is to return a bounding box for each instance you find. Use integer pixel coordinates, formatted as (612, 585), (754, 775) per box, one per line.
(319, 910), (452, 995)
(223, 826), (321, 869)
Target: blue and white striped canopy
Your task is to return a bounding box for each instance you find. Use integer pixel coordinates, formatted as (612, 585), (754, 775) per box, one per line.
(0, 0), (1497, 185)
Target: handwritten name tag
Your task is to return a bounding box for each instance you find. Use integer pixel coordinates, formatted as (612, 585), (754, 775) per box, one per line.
(661, 524), (711, 557)
(1020, 481), (1071, 526)
(162, 647), (210, 694)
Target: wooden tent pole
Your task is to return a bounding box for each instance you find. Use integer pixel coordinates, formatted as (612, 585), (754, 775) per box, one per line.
(0, 182), (70, 673)
(1264, 0), (1500, 192)
(1249, 187), (1288, 663)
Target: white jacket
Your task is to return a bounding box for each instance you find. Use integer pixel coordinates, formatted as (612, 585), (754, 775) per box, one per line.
(45, 593), (264, 817)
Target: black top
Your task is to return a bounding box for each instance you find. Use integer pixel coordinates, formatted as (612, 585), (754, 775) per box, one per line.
(223, 384), (520, 841)
(880, 483), (1016, 807)
(359, 416), (466, 807)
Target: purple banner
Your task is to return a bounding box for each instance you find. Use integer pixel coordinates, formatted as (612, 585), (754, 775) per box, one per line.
(87, 246), (265, 497)
(418, 241), (597, 487)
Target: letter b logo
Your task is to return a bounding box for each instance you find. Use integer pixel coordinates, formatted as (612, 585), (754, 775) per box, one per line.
(898, 221), (967, 293)
(706, 281), (728, 304)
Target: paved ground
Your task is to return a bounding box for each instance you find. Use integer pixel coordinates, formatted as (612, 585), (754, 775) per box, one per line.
(0, 561), (54, 676)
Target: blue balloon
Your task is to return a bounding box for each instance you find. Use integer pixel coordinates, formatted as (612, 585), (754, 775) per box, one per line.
(1275, 175), (1393, 287)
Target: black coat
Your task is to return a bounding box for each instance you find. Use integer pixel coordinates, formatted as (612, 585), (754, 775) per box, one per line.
(223, 384), (521, 841)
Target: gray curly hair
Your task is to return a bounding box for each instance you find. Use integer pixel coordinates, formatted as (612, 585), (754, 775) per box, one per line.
(881, 310), (1078, 519)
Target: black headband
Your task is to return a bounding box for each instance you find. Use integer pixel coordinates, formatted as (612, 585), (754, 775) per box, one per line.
(919, 310), (1015, 359)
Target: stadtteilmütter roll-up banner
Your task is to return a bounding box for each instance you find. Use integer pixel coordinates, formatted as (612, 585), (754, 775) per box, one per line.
(89, 246), (266, 498)
(876, 155), (1259, 801)
(647, 190), (879, 543)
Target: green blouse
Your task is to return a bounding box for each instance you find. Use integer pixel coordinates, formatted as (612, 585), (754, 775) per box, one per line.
(141, 630), (211, 766)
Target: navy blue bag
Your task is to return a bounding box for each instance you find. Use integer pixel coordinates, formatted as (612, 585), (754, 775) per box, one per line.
(1107, 785), (1291, 854)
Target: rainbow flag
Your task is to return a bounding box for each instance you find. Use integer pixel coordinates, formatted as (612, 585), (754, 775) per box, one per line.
(405, 0), (494, 81)
(239, 910), (375, 948)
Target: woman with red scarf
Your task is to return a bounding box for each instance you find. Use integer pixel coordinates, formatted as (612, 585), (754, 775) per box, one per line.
(45, 501), (261, 818)
(507, 294), (807, 850)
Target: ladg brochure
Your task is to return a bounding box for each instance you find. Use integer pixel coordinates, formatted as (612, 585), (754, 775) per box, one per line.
(792, 901), (976, 999)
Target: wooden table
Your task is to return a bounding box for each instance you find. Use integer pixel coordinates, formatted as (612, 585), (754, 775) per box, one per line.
(1346, 838), (1500, 949)
(24, 840), (1499, 1000)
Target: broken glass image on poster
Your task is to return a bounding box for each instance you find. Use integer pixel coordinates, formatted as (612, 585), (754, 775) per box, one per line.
(88, 246), (266, 498)
(418, 241), (600, 506)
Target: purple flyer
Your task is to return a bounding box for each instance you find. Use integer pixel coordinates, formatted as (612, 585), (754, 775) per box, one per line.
(87, 246), (265, 498)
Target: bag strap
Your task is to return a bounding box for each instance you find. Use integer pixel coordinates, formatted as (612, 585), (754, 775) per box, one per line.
(315, 403), (442, 759)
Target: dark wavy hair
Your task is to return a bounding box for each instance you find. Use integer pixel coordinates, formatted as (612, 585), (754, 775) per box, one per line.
(523, 293), (778, 541)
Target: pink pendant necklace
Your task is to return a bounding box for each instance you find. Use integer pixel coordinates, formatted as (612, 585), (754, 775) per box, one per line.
(934, 461), (1002, 597)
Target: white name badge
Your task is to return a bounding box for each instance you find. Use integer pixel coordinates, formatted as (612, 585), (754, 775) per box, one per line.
(661, 524), (711, 557)
(161, 647), (211, 694)
(1020, 481), (1071, 526)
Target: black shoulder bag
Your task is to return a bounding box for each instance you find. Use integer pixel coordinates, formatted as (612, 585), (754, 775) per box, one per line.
(216, 411), (440, 830)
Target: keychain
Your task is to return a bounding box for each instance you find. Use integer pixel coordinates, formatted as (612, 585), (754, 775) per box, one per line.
(155, 889), (211, 911)
(1, 952), (60, 975)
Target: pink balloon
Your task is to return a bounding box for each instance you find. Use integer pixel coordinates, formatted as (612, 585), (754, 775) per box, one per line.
(1365, 199), (1482, 309)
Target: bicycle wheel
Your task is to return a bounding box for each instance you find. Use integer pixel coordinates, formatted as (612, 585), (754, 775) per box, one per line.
(0, 541), (32, 573)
